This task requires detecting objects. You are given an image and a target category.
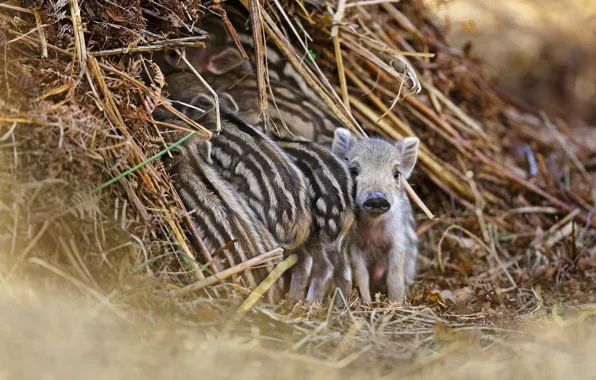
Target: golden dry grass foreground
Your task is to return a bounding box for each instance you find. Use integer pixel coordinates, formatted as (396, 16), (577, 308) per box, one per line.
(0, 0), (595, 378)
(1, 256), (596, 380)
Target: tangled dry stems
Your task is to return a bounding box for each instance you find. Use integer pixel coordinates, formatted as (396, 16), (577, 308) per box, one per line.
(0, 0), (594, 376)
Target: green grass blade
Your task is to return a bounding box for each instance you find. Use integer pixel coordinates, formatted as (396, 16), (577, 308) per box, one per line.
(92, 131), (197, 193)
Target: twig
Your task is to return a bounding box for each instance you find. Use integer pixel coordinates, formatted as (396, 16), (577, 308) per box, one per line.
(544, 222), (575, 249)
(466, 171), (490, 244)
(212, 5), (249, 60)
(179, 53), (221, 132)
(171, 188), (218, 274)
(531, 209), (581, 248)
(377, 64), (406, 122)
(31, 84), (71, 102)
(34, 11), (47, 58)
(342, 59), (415, 136)
(130, 234), (153, 276)
(175, 248), (283, 295)
(0, 3), (34, 13)
(331, 0), (350, 111)
(578, 205), (596, 245)
(152, 119), (194, 133)
(422, 79), (489, 141)
(7, 25), (45, 45)
(346, 0), (401, 7)
(3, 28), (72, 58)
(93, 41), (205, 57)
(141, 8), (207, 36)
(223, 253), (297, 334)
(499, 207), (560, 220)
(69, 0), (87, 70)
(247, 0), (269, 119)
(402, 176), (434, 220)
(343, 33), (416, 98)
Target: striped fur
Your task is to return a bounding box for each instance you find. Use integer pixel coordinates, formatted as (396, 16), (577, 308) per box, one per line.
(202, 112), (312, 252)
(275, 138), (355, 301)
(206, 72), (340, 148)
(157, 74), (357, 302)
(153, 3), (342, 148)
(155, 75), (312, 253)
(156, 73), (311, 249)
(164, 121), (286, 302)
(332, 128), (420, 304)
(194, 108), (316, 302)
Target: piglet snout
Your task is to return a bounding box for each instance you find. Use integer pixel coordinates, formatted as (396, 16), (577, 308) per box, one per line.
(362, 192), (390, 214)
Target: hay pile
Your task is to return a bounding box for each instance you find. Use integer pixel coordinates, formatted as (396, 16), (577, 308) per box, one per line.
(0, 0), (595, 368)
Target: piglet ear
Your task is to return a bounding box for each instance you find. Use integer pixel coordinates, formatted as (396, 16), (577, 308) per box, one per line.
(332, 128), (357, 158)
(206, 47), (245, 75)
(220, 92), (240, 113)
(398, 137), (419, 179)
(170, 90), (214, 120)
(185, 94), (215, 120)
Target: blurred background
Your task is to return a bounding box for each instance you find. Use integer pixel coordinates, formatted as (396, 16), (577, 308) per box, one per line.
(429, 0), (596, 135)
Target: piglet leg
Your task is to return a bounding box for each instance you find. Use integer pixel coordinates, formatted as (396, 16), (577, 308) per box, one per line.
(332, 247), (352, 306)
(288, 249), (312, 301)
(306, 243), (333, 302)
(352, 247), (371, 304)
(386, 247), (406, 303)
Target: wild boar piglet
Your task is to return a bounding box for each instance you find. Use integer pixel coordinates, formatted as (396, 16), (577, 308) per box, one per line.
(332, 128), (420, 304)
(157, 85), (316, 301)
(275, 138), (355, 303)
(152, 3), (343, 148)
(164, 119), (286, 302)
(157, 75), (354, 304)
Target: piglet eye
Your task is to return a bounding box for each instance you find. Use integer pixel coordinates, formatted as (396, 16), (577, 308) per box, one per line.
(349, 165), (360, 177)
(166, 50), (181, 63)
(393, 168), (400, 180)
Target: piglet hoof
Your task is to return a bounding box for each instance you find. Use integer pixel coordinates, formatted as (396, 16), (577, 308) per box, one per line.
(386, 293), (407, 307)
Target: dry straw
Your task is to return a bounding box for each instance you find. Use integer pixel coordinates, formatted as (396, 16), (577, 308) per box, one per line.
(0, 0), (594, 365)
